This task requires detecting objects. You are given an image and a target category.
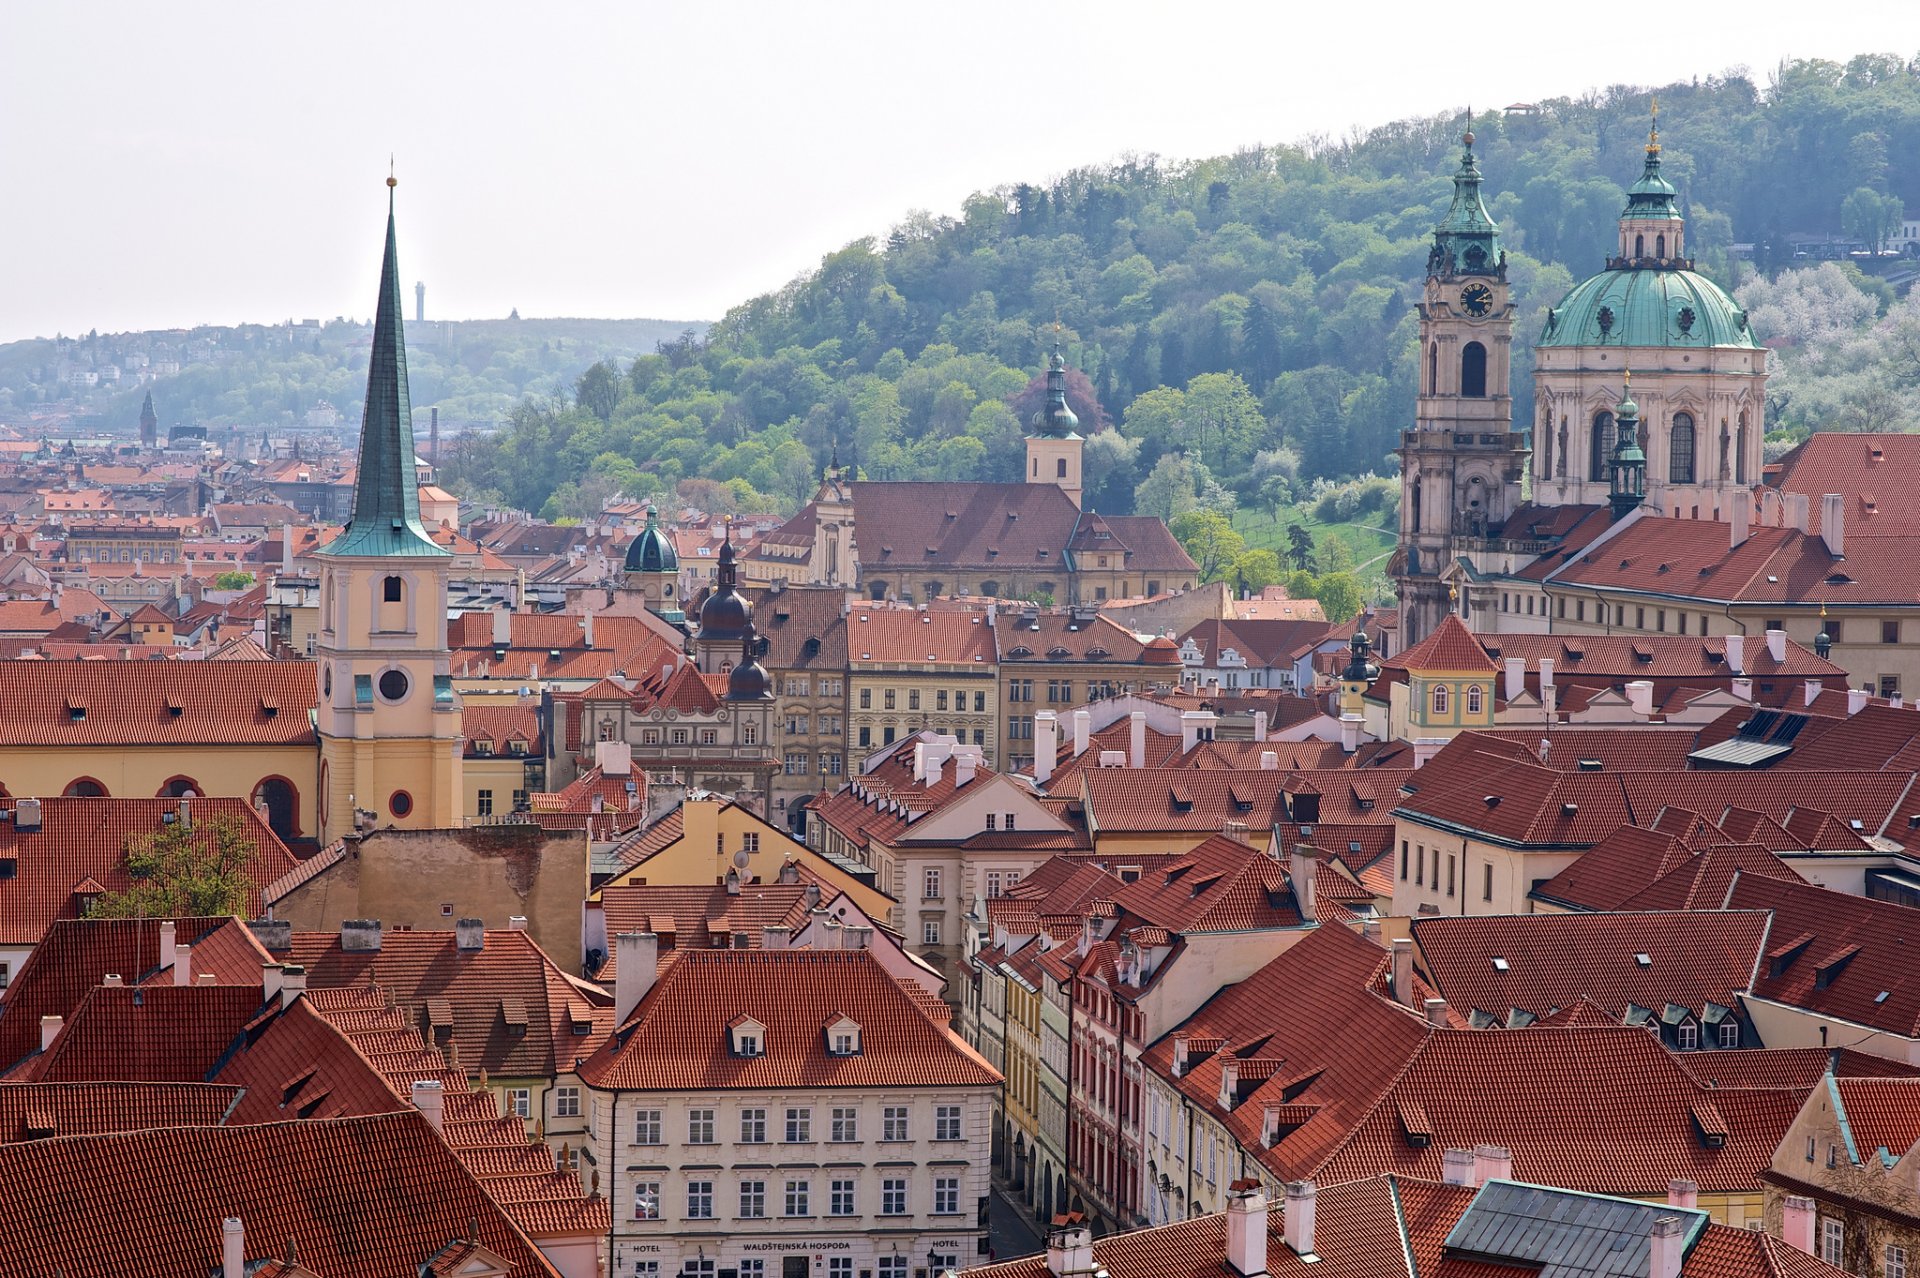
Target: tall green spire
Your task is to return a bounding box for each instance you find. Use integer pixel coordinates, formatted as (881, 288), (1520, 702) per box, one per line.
(318, 179), (446, 559)
(1429, 123), (1503, 278)
(1622, 98), (1681, 221)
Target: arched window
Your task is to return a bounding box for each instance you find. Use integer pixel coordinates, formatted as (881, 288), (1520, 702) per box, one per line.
(1430, 684), (1449, 716)
(1591, 412), (1614, 480)
(1466, 685), (1483, 715)
(157, 777), (200, 799)
(1635, 233), (1645, 257)
(252, 776), (299, 841)
(1655, 233), (1667, 258)
(64, 778), (107, 798)
(1428, 342), (1439, 395)
(1461, 342), (1487, 398)
(1670, 412), (1696, 483)
(383, 575), (403, 603)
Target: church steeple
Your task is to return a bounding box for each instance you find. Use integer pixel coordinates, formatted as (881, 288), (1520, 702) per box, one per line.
(1608, 375), (1647, 521)
(138, 392), (158, 448)
(1428, 124), (1503, 279)
(1617, 99), (1685, 263)
(1024, 334), (1084, 508)
(319, 177), (445, 560)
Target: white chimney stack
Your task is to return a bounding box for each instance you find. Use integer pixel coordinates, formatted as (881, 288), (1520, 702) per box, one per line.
(1283, 1181), (1316, 1259)
(1340, 713), (1361, 754)
(279, 964), (307, 1007)
(1818, 493), (1845, 557)
(1725, 634), (1744, 674)
(1225, 1180), (1270, 1276)
(1391, 938), (1415, 1007)
(1424, 997), (1449, 1026)
(1129, 711), (1147, 768)
(492, 606), (512, 645)
(583, 608), (596, 649)
(1442, 1148), (1477, 1186)
(614, 932), (660, 1022)
(39, 1014), (62, 1051)
(159, 919), (177, 976)
(1072, 709), (1090, 758)
(1782, 1196), (1816, 1254)
(1650, 1216), (1685, 1278)
(1627, 680), (1655, 719)
(1259, 750), (1279, 770)
(1179, 710), (1216, 752)
(222, 1217), (245, 1278)
(1044, 1220), (1095, 1277)
(1730, 497), (1750, 549)
(1290, 846), (1317, 920)
(912, 742), (928, 787)
(594, 740), (632, 777)
(173, 942), (193, 987)
(1473, 1144), (1513, 1185)
(412, 1078), (445, 1132)
(1731, 677), (1753, 702)
(1034, 712), (1058, 786)
(955, 748), (977, 787)
(1766, 628), (1786, 664)
(1504, 656), (1524, 702)
(1806, 680), (1822, 707)
(1667, 1178), (1698, 1209)
(1760, 488), (1782, 528)
(762, 926), (790, 951)
(1849, 687), (1870, 716)
(1788, 492), (1810, 533)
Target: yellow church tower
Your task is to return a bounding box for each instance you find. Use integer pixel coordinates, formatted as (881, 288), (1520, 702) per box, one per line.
(1026, 345), (1083, 508)
(314, 176), (462, 842)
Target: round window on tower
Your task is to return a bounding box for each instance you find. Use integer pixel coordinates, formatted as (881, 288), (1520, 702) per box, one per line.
(389, 790), (414, 819)
(378, 669), (410, 703)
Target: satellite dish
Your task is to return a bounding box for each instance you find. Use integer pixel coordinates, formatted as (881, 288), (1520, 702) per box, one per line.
(733, 850), (751, 869)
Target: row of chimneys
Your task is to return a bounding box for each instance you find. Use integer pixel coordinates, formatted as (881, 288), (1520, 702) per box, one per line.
(329, 916), (526, 954)
(1732, 490), (1847, 559)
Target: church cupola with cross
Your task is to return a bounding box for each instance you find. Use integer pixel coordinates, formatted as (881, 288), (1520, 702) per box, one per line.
(1393, 124), (1525, 647)
(313, 174), (461, 842)
(1026, 341), (1084, 508)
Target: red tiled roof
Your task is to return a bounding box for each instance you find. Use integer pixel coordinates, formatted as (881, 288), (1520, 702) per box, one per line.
(847, 607), (996, 665)
(1833, 1077), (1920, 1163)
(1674, 1047), (1920, 1092)
(28, 984), (269, 1082)
(597, 881), (815, 973)
(1389, 615), (1498, 674)
(1412, 910), (1770, 1023)
(1732, 874), (1920, 1037)
(0, 1080), (244, 1141)
(0, 1111), (562, 1277)
(0, 798), (300, 947)
(1083, 767), (1412, 835)
(1770, 433), (1920, 536)
(1109, 834), (1303, 932)
(580, 949), (998, 1091)
(0, 661), (316, 745)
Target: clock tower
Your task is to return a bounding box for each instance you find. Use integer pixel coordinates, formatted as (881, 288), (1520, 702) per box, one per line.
(1393, 128), (1526, 646)
(314, 179), (462, 842)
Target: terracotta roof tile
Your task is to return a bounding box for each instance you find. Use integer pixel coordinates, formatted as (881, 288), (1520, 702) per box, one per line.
(0, 661), (317, 745)
(1733, 874), (1920, 1036)
(0, 1080), (243, 1140)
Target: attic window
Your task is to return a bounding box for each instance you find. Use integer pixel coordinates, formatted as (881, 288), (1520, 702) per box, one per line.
(166, 698), (184, 718)
(1634, 953), (1652, 968)
(66, 698), (85, 722)
(1491, 957), (1510, 972)
(1009, 646), (1032, 659)
(730, 1017), (767, 1057)
(1578, 759), (1603, 771)
(826, 1017), (862, 1055)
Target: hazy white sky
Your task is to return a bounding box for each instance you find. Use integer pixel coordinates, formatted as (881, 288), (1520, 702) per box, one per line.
(4, 1), (1917, 342)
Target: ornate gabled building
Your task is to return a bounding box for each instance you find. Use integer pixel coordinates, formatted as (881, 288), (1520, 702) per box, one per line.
(313, 179), (463, 842)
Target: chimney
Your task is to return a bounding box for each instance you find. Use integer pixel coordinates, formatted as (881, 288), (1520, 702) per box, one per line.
(762, 925), (791, 951)
(1760, 488), (1782, 528)
(1730, 497), (1751, 549)
(492, 606), (511, 645)
(340, 919), (382, 952)
(508, 915), (528, 931)
(1219, 1059), (1240, 1110)
(39, 1014), (62, 1051)
(456, 918), (485, 952)
(1044, 1218), (1095, 1278)
(1538, 657), (1554, 699)
(1290, 845), (1317, 920)
(845, 925), (873, 951)
(249, 919), (292, 951)
(412, 1078), (445, 1132)
(1247, 710), (1267, 745)
(912, 742), (927, 787)
(1180, 711), (1216, 752)
(1805, 680), (1822, 707)
(583, 609), (596, 649)
(1787, 492), (1810, 533)
(614, 932), (659, 1022)
(1129, 712), (1147, 768)
(1072, 709), (1090, 758)
(1626, 680), (1655, 719)
(1667, 1178), (1698, 1209)
(222, 1217), (245, 1278)
(262, 963), (284, 1005)
(1731, 677), (1752, 702)
(1391, 938), (1415, 1007)
(1424, 997), (1449, 1026)
(1820, 493), (1846, 558)
(1766, 628), (1786, 664)
(102, 974), (123, 987)
(1225, 1180), (1269, 1276)
(955, 748), (978, 787)
(1259, 750), (1279, 770)
(1650, 1216), (1685, 1278)
(1442, 1148), (1477, 1186)
(1781, 1196), (1816, 1254)
(1413, 737), (1446, 769)
(1504, 656), (1524, 702)
(1725, 634), (1745, 674)
(1340, 714), (1361, 755)
(279, 964), (307, 1006)
(1172, 1034), (1189, 1077)
(173, 942), (193, 987)
(1849, 687), (1870, 715)
(1283, 1181), (1317, 1259)
(595, 740), (632, 778)
(1034, 712), (1058, 786)
(159, 919), (177, 975)
(1473, 1144), (1512, 1185)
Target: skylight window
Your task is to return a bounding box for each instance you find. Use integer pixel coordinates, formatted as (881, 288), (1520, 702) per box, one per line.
(1635, 953), (1652, 967)
(1491, 957), (1510, 972)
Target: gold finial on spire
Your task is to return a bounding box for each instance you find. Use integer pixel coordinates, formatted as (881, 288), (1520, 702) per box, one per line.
(1647, 97), (1661, 155)
(387, 154), (397, 189)
(1624, 368), (1632, 392)
(1463, 104), (1474, 148)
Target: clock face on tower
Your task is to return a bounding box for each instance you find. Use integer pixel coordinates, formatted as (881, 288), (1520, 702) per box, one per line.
(1460, 283), (1495, 318)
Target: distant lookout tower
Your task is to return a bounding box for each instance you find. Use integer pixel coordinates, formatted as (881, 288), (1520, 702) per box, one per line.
(415, 281), (425, 324)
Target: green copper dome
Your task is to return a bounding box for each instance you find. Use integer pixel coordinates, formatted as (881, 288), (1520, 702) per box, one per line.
(1030, 349), (1081, 439)
(1428, 130), (1503, 278)
(1539, 267), (1758, 350)
(624, 506), (678, 574)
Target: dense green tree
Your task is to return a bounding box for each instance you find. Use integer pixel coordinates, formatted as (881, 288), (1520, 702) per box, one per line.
(1169, 509), (1246, 581)
(89, 813), (260, 919)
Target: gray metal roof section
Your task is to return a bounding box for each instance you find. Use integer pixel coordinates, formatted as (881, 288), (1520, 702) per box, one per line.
(1443, 1181), (1709, 1277)
(1686, 737), (1795, 768)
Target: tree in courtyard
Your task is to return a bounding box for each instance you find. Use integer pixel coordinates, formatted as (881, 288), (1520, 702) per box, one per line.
(89, 812), (260, 919)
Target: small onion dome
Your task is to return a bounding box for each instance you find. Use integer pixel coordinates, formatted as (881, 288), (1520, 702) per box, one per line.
(1030, 350), (1080, 438)
(698, 583), (753, 642)
(624, 506), (678, 573)
(727, 647), (773, 701)
(1142, 635), (1183, 667)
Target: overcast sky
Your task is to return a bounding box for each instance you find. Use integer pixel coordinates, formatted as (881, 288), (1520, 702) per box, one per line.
(4, 1), (1918, 342)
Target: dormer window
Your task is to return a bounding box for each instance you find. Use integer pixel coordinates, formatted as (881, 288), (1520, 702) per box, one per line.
(508, 739), (527, 756)
(730, 1015), (766, 1057)
(825, 1015), (862, 1056)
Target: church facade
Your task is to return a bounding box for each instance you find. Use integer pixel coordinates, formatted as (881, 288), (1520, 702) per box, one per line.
(1394, 114), (1768, 646)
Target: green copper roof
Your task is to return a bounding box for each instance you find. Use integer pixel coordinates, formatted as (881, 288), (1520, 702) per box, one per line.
(317, 189), (447, 560)
(1030, 349), (1081, 439)
(1539, 266), (1757, 350)
(1428, 131), (1502, 277)
(1623, 127), (1680, 220)
(624, 505), (678, 573)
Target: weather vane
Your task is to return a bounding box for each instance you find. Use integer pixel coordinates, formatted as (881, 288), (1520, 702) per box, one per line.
(387, 154), (397, 189)
(1648, 97), (1660, 154)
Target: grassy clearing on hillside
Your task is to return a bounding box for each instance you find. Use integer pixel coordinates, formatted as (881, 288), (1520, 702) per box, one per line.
(1230, 507), (1397, 599)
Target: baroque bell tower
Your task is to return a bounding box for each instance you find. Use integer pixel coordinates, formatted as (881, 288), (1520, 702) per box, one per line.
(313, 175), (461, 842)
(1393, 126), (1526, 646)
